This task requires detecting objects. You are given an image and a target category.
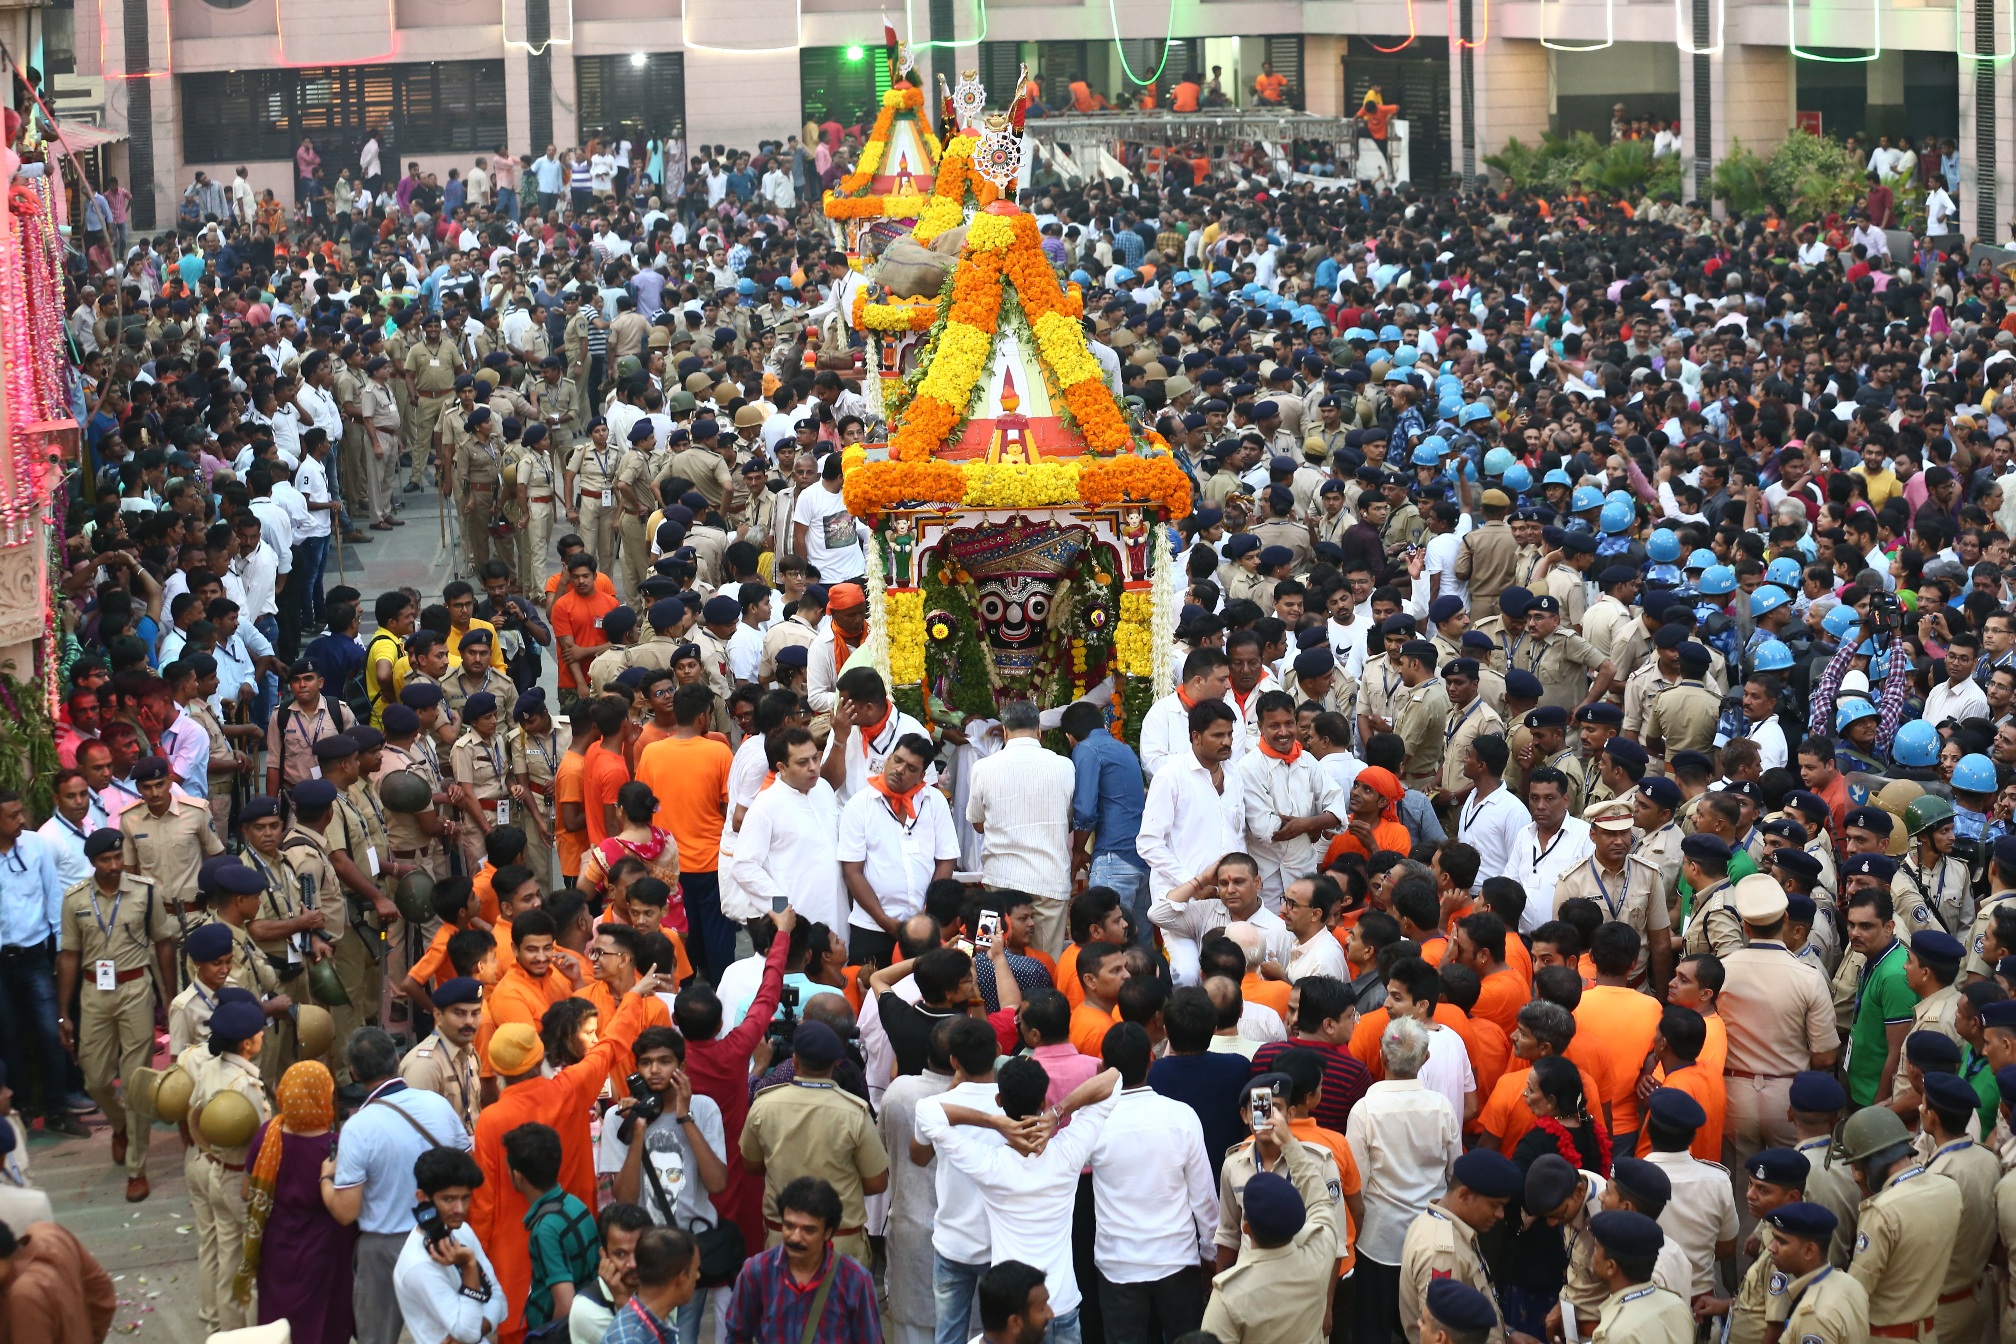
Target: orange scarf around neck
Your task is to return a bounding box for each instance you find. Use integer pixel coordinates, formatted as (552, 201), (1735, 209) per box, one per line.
(868, 773), (926, 821)
(1257, 738), (1303, 764)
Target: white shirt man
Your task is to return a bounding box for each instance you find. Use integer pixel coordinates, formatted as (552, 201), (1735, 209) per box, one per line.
(1139, 744), (1247, 905)
(1346, 1067), (1460, 1269)
(232, 535), (281, 626)
(1235, 740), (1345, 907)
(1087, 1083), (1218, 1290)
(1139, 690), (1245, 778)
(917, 1091), (1119, 1323)
(1456, 777), (1531, 895)
(823, 702), (927, 805)
(836, 773), (959, 938)
(1643, 1144), (1740, 1298)
(912, 1077), (1006, 1287)
(292, 449), (333, 539)
(1924, 669), (1989, 727)
(964, 729), (1076, 910)
(1502, 813), (1593, 933)
(1285, 915), (1349, 982)
(392, 1217), (508, 1344)
(734, 765), (846, 930)
(36, 807), (93, 890)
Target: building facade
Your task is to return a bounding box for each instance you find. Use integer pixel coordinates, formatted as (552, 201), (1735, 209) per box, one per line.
(9, 0), (2008, 237)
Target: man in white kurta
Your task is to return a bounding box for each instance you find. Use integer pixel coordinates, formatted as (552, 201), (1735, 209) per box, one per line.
(734, 729), (848, 929)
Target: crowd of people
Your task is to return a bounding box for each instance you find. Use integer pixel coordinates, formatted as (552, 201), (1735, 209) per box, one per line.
(24, 59), (2016, 1344)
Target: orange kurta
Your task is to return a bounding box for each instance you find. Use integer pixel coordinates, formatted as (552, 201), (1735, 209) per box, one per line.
(478, 956), (584, 1079)
(1471, 967), (1529, 1035)
(470, 864), (498, 928)
(1349, 1003), (1474, 1082)
(471, 992), (649, 1343)
(1070, 1001), (1119, 1058)
(1463, 1015), (1513, 1133)
(1575, 985), (1664, 1138)
(576, 977), (674, 1098)
(1638, 1059), (1726, 1161)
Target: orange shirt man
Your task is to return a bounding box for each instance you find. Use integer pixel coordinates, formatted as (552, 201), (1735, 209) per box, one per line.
(633, 702), (733, 879)
(550, 562), (621, 691)
(472, 994), (652, 1342)
(581, 708), (633, 849)
(1450, 913), (1529, 1034)
(1054, 889), (1130, 1009)
(553, 724), (595, 880)
(1575, 982), (1662, 1139)
(1172, 79), (1200, 112)
(1070, 943), (1127, 1057)
(1253, 66), (1288, 104)
(1638, 1004), (1724, 1161)
(574, 923), (674, 1098)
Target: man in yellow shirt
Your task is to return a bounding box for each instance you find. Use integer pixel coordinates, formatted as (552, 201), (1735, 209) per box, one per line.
(1851, 441), (1902, 508)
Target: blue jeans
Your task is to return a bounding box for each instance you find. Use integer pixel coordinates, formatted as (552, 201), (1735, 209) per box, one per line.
(681, 871), (737, 984)
(0, 947), (69, 1117)
(497, 187), (518, 220)
(1089, 852), (1150, 942)
(1046, 1306), (1082, 1344)
(673, 1284), (722, 1344)
(933, 1253), (988, 1344)
(254, 614), (281, 728)
(294, 535), (330, 633)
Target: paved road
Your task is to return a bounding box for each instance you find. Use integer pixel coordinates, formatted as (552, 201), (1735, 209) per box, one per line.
(38, 483), (467, 1344)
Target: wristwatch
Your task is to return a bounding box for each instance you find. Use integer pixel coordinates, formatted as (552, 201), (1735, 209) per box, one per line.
(675, 1114), (694, 1125)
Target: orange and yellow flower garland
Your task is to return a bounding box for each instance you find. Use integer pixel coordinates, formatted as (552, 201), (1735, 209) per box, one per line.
(823, 85), (943, 218)
(841, 456), (1192, 518)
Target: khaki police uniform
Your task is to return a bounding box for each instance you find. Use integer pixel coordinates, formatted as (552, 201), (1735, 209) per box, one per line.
(1251, 517), (1314, 574)
(167, 981), (218, 1057)
(1512, 631), (1609, 712)
(615, 444), (656, 599)
(534, 374), (587, 442)
(180, 697), (237, 840)
(686, 522), (731, 592)
(515, 442), (562, 594)
(1793, 1135), (1863, 1268)
(62, 872), (164, 1178)
(335, 361), (370, 518)
(361, 373), (401, 524)
(1541, 746), (1588, 815)
(1848, 1162), (1958, 1334)
(1682, 877), (1743, 958)
(1620, 664), (1678, 739)
(375, 741), (449, 882)
(1893, 986), (1963, 1098)
(445, 664), (518, 728)
(1399, 1203), (1503, 1344)
(1926, 1136), (1998, 1344)
(1454, 518), (1520, 614)
(119, 795), (224, 984)
(450, 728), (512, 876)
(1440, 699), (1505, 798)
(279, 823), (349, 1075)
(667, 444), (733, 511)
(400, 1029), (482, 1133)
(1895, 855), (1973, 938)
(1359, 657), (1412, 737)
(240, 847), (311, 1080)
(383, 327), (414, 459)
(1553, 852), (1667, 982)
(219, 918), (295, 1087)
(587, 641), (635, 695)
(738, 1078), (889, 1267)
(1591, 1283), (1692, 1344)
(1727, 1246), (1782, 1344)
(1718, 940), (1840, 1173)
(567, 436), (621, 569)
(509, 721), (567, 890)
(1781, 1265), (1871, 1344)
(1643, 679), (1723, 757)
(1393, 675), (1453, 795)
(404, 336), (464, 469)
(322, 784), (388, 1060)
(1966, 888), (2016, 978)
(183, 1045), (272, 1331)
(1200, 1132), (1341, 1344)
(455, 422), (506, 572)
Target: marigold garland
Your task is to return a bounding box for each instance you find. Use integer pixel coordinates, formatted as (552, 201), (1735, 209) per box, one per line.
(840, 456), (1191, 517)
(885, 587), (927, 686)
(1114, 589), (1156, 678)
(854, 289), (937, 333)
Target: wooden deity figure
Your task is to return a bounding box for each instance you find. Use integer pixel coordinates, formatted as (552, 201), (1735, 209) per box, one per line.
(1122, 508), (1149, 580)
(887, 514), (916, 585)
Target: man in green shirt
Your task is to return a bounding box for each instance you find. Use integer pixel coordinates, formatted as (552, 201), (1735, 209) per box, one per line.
(506, 1121), (601, 1334)
(1845, 888), (1917, 1107)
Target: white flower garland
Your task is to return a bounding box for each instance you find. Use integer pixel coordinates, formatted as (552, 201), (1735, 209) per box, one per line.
(865, 523), (894, 688)
(1149, 524), (1178, 699)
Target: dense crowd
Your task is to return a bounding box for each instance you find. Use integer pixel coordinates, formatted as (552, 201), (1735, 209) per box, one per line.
(21, 66), (2016, 1344)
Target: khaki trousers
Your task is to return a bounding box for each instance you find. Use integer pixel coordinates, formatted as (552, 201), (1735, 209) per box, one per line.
(619, 512), (649, 600)
(462, 487), (496, 572)
(578, 495), (616, 574)
(323, 932), (376, 1085)
(521, 501), (555, 595)
(78, 975), (155, 1176)
(366, 431), (397, 522)
(187, 1147), (249, 1331)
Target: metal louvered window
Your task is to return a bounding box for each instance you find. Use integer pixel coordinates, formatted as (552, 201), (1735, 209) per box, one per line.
(575, 54), (685, 143)
(180, 62), (506, 165)
(800, 46), (891, 130)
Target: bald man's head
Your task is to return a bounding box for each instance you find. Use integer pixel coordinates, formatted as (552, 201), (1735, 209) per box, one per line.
(803, 992), (856, 1034)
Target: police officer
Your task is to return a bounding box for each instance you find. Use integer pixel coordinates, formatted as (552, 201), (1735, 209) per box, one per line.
(1897, 796), (1973, 937)
(445, 629), (518, 726)
(1787, 1071), (1861, 1267)
(1510, 595), (1615, 711)
(627, 599), (691, 674)
(1679, 834), (1743, 957)
(1631, 775), (1687, 906)
(1763, 1203), (1870, 1344)
(1585, 1209), (1693, 1344)
(450, 691), (512, 875)
(400, 975), (484, 1133)
(404, 313), (465, 476)
(206, 862), (297, 1088)
(1839, 1105), (1959, 1337)
(513, 423), (561, 594)
(280, 780), (352, 1080)
(1642, 642), (1723, 758)
(181, 991), (272, 1333)
(453, 406), (506, 572)
(1393, 640), (1452, 797)
(506, 690), (565, 889)
(1417, 1281), (1504, 1344)
(565, 416), (620, 569)
(1554, 800), (1671, 987)
(239, 795), (322, 1018)
(1719, 876), (1842, 1171)
(118, 755), (225, 983)
(1521, 705), (1585, 809)
(1719, 1148), (1808, 1344)
(58, 826), (171, 1201)
(1920, 1071), (1998, 1344)
(531, 354), (586, 442)
(691, 595), (742, 705)
(1893, 932), (1965, 1104)
(1398, 1149), (1521, 1344)
(1200, 1087), (1344, 1344)
(376, 705), (454, 882)
(1965, 836), (2016, 979)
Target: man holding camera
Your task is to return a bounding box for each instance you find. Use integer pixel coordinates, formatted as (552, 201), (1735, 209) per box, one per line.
(598, 1025), (733, 1344)
(392, 1147), (509, 1344)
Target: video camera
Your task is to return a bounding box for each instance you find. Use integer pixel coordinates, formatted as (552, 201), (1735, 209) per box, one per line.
(616, 1070), (664, 1146)
(768, 983), (801, 1058)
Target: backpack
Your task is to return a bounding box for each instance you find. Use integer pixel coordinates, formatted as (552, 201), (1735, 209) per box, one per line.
(275, 697), (355, 755)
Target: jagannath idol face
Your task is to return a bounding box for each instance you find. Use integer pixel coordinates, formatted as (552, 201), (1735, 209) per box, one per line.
(976, 575), (1053, 650)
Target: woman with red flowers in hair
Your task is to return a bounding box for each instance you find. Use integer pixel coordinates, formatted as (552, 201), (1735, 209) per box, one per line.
(1500, 1057), (1613, 1337)
(1323, 765), (1414, 864)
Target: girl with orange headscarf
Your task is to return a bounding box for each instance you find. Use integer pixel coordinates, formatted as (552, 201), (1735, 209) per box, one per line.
(1322, 765), (1414, 865)
(237, 1060), (356, 1344)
